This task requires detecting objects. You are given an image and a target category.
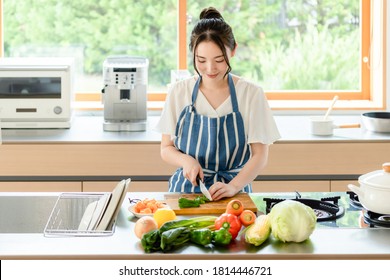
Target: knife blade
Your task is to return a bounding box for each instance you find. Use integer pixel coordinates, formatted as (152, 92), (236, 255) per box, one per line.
(198, 178), (212, 201)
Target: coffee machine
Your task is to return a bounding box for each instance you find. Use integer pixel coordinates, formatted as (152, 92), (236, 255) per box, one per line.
(102, 56), (148, 131)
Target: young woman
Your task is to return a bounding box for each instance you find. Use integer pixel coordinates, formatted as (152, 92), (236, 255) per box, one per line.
(155, 7), (280, 200)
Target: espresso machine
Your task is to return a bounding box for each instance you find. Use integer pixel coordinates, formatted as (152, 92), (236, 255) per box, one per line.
(102, 56), (148, 131)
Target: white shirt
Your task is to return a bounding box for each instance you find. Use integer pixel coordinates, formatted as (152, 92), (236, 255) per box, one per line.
(155, 76), (281, 144)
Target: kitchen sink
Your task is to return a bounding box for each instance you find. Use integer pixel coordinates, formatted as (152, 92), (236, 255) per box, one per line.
(0, 195), (58, 233)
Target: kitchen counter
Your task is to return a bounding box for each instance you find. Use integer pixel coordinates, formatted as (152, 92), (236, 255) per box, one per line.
(1, 114), (389, 191)
(1, 192), (390, 260)
(1, 114), (390, 144)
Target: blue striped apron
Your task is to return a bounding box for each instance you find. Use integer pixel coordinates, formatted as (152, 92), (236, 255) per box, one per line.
(169, 74), (252, 193)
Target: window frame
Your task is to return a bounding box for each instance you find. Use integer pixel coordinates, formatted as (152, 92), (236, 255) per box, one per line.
(0, 0), (386, 111)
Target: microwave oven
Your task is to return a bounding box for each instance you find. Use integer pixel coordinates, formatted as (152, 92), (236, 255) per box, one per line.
(0, 57), (74, 128)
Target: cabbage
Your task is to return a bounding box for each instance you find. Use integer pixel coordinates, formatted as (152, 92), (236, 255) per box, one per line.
(244, 214), (271, 246)
(269, 200), (317, 243)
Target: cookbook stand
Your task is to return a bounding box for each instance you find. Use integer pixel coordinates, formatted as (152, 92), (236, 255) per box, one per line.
(43, 178), (130, 237)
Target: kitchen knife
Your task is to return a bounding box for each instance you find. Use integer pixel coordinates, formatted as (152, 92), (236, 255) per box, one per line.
(198, 178), (212, 201)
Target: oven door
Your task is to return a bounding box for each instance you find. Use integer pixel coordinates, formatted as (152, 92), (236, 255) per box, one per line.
(0, 63), (73, 128)
(0, 76), (61, 100)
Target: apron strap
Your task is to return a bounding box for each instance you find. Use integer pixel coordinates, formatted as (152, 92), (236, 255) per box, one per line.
(191, 77), (201, 105)
(227, 74), (239, 112)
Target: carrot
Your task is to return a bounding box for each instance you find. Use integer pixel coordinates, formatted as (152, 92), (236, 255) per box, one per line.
(226, 199), (244, 216)
(140, 208), (152, 214)
(147, 202), (158, 213)
(239, 210), (257, 227)
(133, 198), (166, 214)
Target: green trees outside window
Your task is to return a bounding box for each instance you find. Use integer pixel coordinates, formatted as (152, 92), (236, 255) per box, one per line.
(4, 0), (360, 93)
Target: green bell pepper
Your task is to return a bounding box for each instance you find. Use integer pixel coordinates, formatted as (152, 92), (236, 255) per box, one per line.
(190, 228), (212, 246)
(212, 228), (232, 246)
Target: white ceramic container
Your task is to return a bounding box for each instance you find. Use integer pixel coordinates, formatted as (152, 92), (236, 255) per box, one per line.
(348, 163), (390, 214)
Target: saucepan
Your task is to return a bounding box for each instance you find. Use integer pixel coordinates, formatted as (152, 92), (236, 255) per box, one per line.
(310, 116), (360, 136)
(348, 163), (390, 214)
(361, 112), (390, 133)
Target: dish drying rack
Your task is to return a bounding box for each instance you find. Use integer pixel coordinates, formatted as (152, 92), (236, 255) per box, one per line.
(43, 193), (115, 237)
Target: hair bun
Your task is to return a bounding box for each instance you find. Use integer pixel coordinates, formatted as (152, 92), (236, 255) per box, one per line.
(199, 7), (224, 20)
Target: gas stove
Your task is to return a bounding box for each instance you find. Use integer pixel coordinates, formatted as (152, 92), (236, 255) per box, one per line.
(347, 191), (390, 228)
(263, 192), (344, 222)
(250, 191), (389, 228)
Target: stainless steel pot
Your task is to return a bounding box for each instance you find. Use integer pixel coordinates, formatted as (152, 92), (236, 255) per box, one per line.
(361, 112), (390, 133)
(348, 163), (390, 214)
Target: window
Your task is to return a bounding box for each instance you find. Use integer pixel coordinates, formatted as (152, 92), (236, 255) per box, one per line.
(183, 0), (385, 110)
(2, 0), (178, 93)
(0, 0), (386, 110)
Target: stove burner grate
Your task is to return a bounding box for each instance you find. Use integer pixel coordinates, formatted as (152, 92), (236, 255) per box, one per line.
(363, 211), (390, 228)
(263, 194), (345, 222)
(347, 191), (363, 209)
(313, 209), (333, 219)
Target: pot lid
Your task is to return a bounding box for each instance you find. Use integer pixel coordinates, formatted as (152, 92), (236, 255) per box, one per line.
(359, 163), (390, 189)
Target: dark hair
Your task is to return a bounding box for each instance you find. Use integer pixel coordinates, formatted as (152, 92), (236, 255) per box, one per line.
(189, 7), (236, 77)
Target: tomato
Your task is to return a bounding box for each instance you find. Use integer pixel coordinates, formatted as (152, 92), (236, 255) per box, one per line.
(239, 210), (257, 227)
(226, 199), (244, 216)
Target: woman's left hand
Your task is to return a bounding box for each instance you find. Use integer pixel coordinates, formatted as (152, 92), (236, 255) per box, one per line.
(208, 182), (239, 201)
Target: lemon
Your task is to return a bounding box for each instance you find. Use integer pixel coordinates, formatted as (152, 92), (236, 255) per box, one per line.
(153, 208), (177, 228)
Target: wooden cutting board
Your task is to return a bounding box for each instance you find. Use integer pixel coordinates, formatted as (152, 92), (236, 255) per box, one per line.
(164, 193), (257, 215)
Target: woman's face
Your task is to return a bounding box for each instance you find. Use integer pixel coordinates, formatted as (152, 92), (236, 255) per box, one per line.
(194, 41), (234, 82)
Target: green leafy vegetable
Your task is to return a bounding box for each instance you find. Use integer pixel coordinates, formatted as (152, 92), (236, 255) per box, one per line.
(160, 227), (191, 252)
(178, 195), (209, 208)
(140, 229), (161, 253)
(159, 216), (216, 233)
(140, 216), (220, 253)
(269, 200), (317, 243)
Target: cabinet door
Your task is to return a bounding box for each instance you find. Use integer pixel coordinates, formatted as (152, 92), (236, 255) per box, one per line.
(0, 181), (81, 192)
(252, 180), (330, 192)
(331, 180), (358, 192)
(82, 181), (168, 192)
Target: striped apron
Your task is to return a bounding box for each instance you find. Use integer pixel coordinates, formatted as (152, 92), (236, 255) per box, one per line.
(169, 74), (252, 193)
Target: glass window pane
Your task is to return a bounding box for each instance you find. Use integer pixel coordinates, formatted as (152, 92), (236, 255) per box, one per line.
(187, 0), (360, 91)
(3, 0), (178, 93)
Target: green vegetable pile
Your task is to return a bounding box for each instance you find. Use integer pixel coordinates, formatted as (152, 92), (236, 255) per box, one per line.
(178, 195), (210, 208)
(141, 216), (232, 252)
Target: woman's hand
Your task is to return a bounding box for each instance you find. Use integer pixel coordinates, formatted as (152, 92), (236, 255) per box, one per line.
(208, 143), (270, 200)
(208, 182), (240, 201)
(182, 157), (204, 186)
(160, 134), (204, 186)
